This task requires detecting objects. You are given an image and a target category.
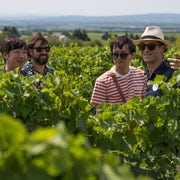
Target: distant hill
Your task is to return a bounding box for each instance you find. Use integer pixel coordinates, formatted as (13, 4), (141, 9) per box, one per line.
(0, 13), (180, 32)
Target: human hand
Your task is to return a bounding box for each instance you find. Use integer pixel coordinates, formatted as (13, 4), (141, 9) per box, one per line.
(167, 52), (180, 70)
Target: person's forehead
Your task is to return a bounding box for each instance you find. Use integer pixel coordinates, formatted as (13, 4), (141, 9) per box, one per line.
(34, 40), (48, 47)
(11, 48), (25, 51)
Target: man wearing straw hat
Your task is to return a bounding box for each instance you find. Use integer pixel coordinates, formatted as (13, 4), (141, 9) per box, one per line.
(133, 26), (176, 97)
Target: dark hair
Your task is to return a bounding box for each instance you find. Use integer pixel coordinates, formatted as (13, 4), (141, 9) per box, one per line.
(28, 32), (49, 48)
(0, 35), (27, 54)
(110, 36), (136, 54)
(27, 32), (49, 58)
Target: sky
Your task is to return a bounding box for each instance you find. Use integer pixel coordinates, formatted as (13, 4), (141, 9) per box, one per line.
(0, 0), (179, 16)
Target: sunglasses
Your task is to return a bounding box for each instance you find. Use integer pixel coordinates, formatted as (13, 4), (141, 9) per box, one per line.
(31, 47), (51, 53)
(138, 43), (161, 51)
(112, 52), (129, 59)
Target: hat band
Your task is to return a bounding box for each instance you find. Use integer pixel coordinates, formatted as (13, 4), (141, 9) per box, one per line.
(141, 35), (162, 40)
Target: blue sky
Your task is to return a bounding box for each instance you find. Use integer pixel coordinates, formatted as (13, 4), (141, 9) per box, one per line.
(0, 0), (179, 16)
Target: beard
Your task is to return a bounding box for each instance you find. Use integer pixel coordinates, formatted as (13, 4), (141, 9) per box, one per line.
(34, 55), (49, 65)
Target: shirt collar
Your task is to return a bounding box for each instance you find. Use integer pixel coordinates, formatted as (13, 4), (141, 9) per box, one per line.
(110, 66), (131, 78)
(145, 60), (171, 80)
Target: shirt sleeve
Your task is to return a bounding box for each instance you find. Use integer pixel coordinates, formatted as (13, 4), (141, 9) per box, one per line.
(90, 79), (107, 106)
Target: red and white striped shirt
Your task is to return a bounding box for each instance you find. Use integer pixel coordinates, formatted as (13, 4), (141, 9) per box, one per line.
(90, 66), (147, 105)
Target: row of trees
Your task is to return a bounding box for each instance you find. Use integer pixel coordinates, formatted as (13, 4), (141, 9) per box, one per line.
(0, 26), (177, 47)
(0, 26), (91, 41)
(0, 26), (20, 41)
(101, 31), (176, 43)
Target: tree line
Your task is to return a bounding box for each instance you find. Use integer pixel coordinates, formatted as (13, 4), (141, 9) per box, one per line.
(0, 26), (177, 47)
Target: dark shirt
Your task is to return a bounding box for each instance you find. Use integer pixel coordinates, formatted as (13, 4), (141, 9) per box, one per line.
(20, 61), (54, 76)
(2, 66), (20, 73)
(2, 66), (6, 73)
(20, 61), (54, 89)
(145, 61), (174, 97)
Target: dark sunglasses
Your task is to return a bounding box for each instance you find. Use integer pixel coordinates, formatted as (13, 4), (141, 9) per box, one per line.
(138, 43), (161, 51)
(31, 47), (51, 53)
(112, 52), (129, 59)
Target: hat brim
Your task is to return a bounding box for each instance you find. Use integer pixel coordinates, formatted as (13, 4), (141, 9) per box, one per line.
(133, 38), (172, 50)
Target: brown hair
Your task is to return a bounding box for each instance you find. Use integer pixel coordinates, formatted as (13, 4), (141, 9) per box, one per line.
(27, 32), (49, 58)
(27, 32), (49, 48)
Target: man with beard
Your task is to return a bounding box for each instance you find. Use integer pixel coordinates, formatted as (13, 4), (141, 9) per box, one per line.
(20, 32), (54, 76)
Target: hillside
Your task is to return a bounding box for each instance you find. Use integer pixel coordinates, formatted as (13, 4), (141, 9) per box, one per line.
(0, 13), (180, 32)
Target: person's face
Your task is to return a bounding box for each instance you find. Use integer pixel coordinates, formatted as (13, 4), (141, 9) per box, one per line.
(112, 44), (133, 69)
(4, 48), (27, 71)
(138, 40), (165, 63)
(30, 40), (50, 65)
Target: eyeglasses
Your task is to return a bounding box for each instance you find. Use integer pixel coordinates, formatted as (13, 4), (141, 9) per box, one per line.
(112, 52), (129, 59)
(31, 47), (51, 53)
(138, 43), (161, 51)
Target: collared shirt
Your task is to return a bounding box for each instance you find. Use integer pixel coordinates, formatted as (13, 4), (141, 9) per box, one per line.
(20, 61), (54, 89)
(20, 61), (54, 76)
(145, 60), (174, 97)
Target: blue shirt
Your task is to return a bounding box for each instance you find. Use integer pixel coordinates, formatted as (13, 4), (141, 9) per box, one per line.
(2, 66), (6, 73)
(145, 61), (174, 97)
(20, 61), (54, 89)
(20, 61), (54, 76)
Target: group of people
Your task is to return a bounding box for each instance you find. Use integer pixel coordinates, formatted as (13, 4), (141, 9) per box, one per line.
(0, 32), (54, 76)
(0, 26), (179, 106)
(90, 26), (180, 106)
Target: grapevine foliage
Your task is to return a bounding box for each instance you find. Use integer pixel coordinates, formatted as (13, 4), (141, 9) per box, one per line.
(0, 44), (179, 179)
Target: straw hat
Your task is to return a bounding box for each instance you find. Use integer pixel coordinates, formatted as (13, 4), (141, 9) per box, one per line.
(133, 26), (172, 50)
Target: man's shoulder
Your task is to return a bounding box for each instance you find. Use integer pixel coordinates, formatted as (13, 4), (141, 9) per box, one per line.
(159, 61), (174, 80)
(161, 61), (174, 71)
(96, 70), (112, 82)
(45, 65), (54, 75)
(20, 62), (34, 76)
(130, 66), (145, 75)
(21, 61), (32, 69)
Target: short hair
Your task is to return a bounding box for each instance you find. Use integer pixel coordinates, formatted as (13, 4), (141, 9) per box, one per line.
(27, 32), (49, 48)
(110, 36), (136, 54)
(0, 35), (27, 54)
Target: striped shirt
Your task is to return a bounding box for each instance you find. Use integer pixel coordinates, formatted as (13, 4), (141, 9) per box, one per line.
(90, 66), (146, 105)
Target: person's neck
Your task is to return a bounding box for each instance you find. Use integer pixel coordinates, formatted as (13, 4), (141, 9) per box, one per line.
(31, 61), (45, 74)
(147, 59), (163, 77)
(115, 66), (130, 75)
